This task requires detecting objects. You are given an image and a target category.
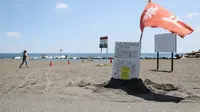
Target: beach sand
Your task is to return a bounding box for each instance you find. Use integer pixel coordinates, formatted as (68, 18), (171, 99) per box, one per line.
(0, 59), (200, 112)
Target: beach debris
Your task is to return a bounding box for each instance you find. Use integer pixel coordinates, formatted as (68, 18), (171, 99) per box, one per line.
(77, 81), (91, 87)
(184, 50), (200, 58)
(95, 64), (112, 67)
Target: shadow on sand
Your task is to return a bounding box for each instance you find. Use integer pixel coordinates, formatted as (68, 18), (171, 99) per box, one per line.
(127, 91), (183, 103)
(103, 78), (184, 103)
(150, 69), (173, 73)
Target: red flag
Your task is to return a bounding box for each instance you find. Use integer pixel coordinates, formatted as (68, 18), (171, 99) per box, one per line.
(140, 1), (194, 38)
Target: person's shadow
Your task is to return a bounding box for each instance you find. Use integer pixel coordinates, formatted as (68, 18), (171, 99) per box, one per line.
(103, 78), (184, 103)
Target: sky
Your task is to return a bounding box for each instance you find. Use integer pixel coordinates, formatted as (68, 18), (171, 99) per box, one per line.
(0, 0), (199, 53)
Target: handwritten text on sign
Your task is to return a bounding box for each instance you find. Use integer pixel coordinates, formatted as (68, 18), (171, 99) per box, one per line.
(112, 42), (141, 80)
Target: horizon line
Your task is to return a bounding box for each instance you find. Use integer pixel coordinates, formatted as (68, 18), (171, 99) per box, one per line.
(0, 52), (185, 54)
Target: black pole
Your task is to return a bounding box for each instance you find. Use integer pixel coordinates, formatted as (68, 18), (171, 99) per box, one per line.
(171, 52), (174, 72)
(139, 32), (144, 42)
(157, 52), (159, 70)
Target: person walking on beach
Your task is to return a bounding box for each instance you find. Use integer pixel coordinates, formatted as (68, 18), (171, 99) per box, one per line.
(19, 50), (29, 68)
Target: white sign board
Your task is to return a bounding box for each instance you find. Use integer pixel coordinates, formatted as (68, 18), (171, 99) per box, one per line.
(112, 42), (141, 80)
(155, 33), (177, 52)
(99, 36), (108, 48)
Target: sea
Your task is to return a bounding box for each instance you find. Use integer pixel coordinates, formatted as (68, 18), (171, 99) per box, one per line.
(0, 53), (184, 59)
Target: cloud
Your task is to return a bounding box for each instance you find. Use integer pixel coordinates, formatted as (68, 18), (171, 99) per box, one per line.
(185, 12), (200, 19)
(5, 32), (21, 38)
(56, 3), (68, 9)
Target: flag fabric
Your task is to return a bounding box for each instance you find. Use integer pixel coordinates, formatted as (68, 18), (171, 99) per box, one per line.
(140, 0), (194, 38)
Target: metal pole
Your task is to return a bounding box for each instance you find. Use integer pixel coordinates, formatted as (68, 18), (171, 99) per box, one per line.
(139, 32), (144, 42)
(171, 52), (174, 72)
(100, 48), (103, 65)
(60, 50), (61, 61)
(106, 48), (108, 64)
(157, 52), (159, 70)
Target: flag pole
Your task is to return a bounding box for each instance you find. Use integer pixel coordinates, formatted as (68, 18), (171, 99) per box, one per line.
(139, 32), (143, 42)
(139, 0), (150, 42)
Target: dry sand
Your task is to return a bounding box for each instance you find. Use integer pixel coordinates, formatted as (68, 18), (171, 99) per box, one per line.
(0, 59), (200, 112)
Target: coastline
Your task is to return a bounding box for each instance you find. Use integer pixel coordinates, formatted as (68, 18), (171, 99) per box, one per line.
(0, 53), (184, 60)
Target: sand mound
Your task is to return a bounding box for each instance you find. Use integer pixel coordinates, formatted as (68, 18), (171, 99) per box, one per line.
(185, 95), (200, 101)
(104, 78), (150, 94)
(96, 78), (179, 95)
(144, 79), (178, 92)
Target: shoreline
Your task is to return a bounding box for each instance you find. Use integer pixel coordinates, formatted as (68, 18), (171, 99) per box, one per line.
(0, 53), (184, 59)
(1, 56), (181, 60)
